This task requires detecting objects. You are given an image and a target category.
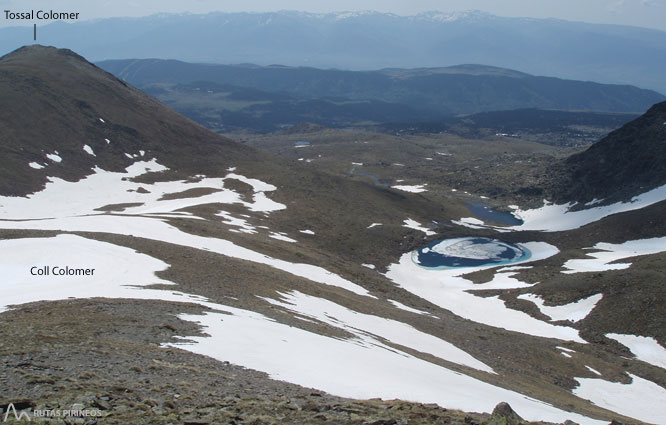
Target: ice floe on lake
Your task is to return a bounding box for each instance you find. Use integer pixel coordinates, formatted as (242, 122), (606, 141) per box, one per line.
(413, 237), (529, 269)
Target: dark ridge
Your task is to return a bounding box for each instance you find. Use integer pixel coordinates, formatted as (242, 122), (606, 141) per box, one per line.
(0, 45), (256, 196)
(548, 101), (666, 205)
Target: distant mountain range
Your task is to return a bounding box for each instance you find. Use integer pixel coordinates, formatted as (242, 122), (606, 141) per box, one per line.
(97, 59), (664, 131)
(2, 11), (665, 93)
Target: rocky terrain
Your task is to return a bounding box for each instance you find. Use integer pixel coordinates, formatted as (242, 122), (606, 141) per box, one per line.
(1, 46), (665, 425)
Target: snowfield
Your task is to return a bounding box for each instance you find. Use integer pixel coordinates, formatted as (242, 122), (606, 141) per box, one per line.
(0, 234), (605, 425)
(562, 237), (666, 274)
(0, 159), (663, 424)
(606, 333), (666, 370)
(385, 242), (587, 342)
(508, 183), (666, 231)
(517, 293), (603, 323)
(573, 373), (666, 424)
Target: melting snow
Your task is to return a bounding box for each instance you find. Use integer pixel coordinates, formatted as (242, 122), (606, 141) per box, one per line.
(171, 305), (603, 425)
(83, 145), (95, 156)
(0, 161), (369, 297)
(0, 234), (185, 313)
(269, 232), (297, 243)
(606, 333), (666, 370)
(508, 183), (666, 231)
(517, 293), (603, 323)
(386, 243), (586, 342)
(46, 153), (62, 163)
(217, 211), (257, 234)
(403, 218), (436, 236)
(573, 373), (666, 424)
(585, 366), (602, 376)
(388, 299), (436, 317)
(264, 290), (495, 373)
(562, 237), (666, 274)
(392, 184), (427, 193)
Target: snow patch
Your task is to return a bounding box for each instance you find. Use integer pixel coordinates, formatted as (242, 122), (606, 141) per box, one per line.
(403, 218), (436, 236)
(28, 162), (44, 169)
(585, 366), (602, 376)
(368, 223), (382, 228)
(606, 333), (666, 370)
(508, 183), (666, 231)
(388, 299), (436, 317)
(299, 229), (315, 235)
(217, 211), (257, 234)
(265, 291), (495, 373)
(573, 373), (666, 424)
(0, 161), (369, 297)
(171, 303), (604, 425)
(517, 293), (603, 322)
(392, 184), (427, 193)
(269, 232), (297, 243)
(46, 152), (62, 163)
(83, 145), (95, 156)
(563, 237), (666, 274)
(361, 263), (375, 270)
(386, 243), (585, 342)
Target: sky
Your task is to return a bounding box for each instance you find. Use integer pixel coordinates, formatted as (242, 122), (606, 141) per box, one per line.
(1, 0), (665, 31)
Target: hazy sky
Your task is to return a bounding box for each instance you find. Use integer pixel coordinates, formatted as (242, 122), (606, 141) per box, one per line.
(1, 0), (665, 31)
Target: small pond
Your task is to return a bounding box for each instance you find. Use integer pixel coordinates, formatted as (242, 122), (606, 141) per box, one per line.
(465, 202), (523, 226)
(412, 237), (531, 269)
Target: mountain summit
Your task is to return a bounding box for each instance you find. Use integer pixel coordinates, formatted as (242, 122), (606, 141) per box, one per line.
(0, 45), (255, 196)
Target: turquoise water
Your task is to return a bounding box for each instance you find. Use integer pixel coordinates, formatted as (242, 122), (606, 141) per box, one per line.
(412, 237), (531, 269)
